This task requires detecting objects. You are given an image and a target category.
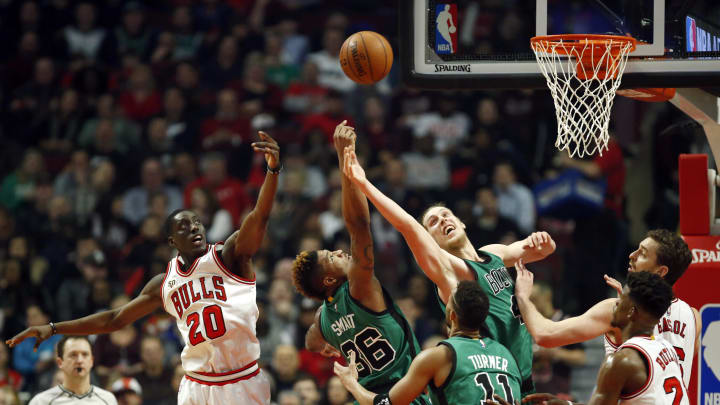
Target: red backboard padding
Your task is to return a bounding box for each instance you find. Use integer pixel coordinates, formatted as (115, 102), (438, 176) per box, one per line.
(679, 154), (710, 235)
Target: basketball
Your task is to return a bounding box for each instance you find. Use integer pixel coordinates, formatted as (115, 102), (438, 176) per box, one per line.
(339, 31), (393, 85)
(449, 26), (456, 33)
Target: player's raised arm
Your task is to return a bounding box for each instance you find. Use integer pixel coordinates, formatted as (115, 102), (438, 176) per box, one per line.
(514, 260), (615, 347)
(480, 231), (556, 268)
(342, 147), (464, 299)
(334, 122), (376, 292)
(334, 346), (447, 405)
(221, 131), (280, 272)
(6, 274), (165, 350)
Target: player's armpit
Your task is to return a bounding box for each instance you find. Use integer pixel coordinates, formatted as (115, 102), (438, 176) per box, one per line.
(587, 348), (644, 405)
(532, 298), (615, 347)
(388, 346), (450, 405)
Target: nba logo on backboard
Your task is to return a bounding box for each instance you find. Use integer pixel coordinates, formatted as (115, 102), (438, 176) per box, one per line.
(435, 4), (457, 54)
(699, 304), (720, 405)
(687, 16), (698, 52)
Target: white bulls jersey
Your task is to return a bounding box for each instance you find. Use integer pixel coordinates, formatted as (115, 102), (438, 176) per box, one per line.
(605, 298), (697, 386)
(162, 243), (260, 384)
(617, 335), (689, 405)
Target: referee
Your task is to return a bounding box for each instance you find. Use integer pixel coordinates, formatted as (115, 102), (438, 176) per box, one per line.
(29, 336), (117, 405)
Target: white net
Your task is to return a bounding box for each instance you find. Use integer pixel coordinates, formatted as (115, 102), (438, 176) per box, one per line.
(531, 36), (635, 158)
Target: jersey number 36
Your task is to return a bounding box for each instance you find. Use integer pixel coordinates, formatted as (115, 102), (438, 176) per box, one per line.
(340, 327), (397, 378)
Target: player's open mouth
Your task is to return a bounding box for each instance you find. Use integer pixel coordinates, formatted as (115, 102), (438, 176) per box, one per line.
(192, 235), (203, 246)
(444, 225), (455, 236)
(75, 367), (84, 373)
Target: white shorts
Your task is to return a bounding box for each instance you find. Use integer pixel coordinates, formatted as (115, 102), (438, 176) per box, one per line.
(178, 369), (271, 405)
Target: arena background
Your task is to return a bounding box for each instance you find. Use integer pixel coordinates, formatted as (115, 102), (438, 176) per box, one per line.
(0, 1), (708, 404)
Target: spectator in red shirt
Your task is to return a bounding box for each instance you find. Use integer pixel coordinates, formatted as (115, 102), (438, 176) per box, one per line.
(299, 90), (353, 144)
(0, 342), (22, 391)
(117, 64), (162, 122)
(183, 153), (251, 226)
(200, 88), (252, 151)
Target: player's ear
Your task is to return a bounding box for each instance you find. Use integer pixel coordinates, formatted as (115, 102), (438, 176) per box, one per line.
(167, 235), (175, 248)
(656, 265), (669, 279)
(323, 276), (337, 287)
(56, 356), (63, 368)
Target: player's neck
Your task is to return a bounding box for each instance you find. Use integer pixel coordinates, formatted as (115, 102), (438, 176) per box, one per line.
(622, 323), (656, 343)
(447, 239), (480, 261)
(450, 327), (481, 340)
(62, 377), (91, 396)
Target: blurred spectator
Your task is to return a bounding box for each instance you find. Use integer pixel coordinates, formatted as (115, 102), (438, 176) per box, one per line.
(0, 149), (45, 213)
(169, 153), (198, 189)
(284, 61), (327, 116)
(161, 88), (195, 151)
(53, 151), (96, 226)
(400, 135), (450, 192)
(360, 96), (394, 152)
(188, 187), (233, 243)
(122, 158), (183, 226)
(293, 376), (321, 405)
(11, 305), (62, 387)
(10, 58), (57, 142)
(324, 376), (352, 405)
(199, 89), (252, 160)
(29, 336), (117, 405)
(111, 377), (143, 405)
(109, 3), (154, 61)
(278, 390), (302, 405)
(39, 89), (83, 168)
(78, 94), (142, 157)
(56, 250), (117, 321)
(0, 343), (22, 391)
(201, 36), (243, 90)
(170, 6), (203, 62)
(307, 28), (356, 94)
(317, 190), (343, 242)
(118, 65), (163, 122)
(531, 282), (586, 396)
(268, 345), (303, 399)
(410, 93), (471, 155)
(274, 18), (310, 67)
(395, 296), (437, 346)
(263, 30), (300, 90)
(183, 153), (251, 227)
(471, 187), (522, 247)
(0, 386), (20, 405)
(60, 2), (107, 61)
(93, 296), (142, 387)
(4, 31), (41, 95)
(493, 161), (535, 234)
(144, 118), (178, 166)
(134, 336), (174, 405)
(300, 91), (354, 144)
(231, 52), (284, 117)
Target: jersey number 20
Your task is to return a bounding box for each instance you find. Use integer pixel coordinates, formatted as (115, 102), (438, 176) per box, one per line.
(339, 327), (396, 378)
(187, 305), (227, 345)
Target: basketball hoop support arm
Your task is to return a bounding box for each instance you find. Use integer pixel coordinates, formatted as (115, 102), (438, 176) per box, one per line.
(669, 88), (720, 169)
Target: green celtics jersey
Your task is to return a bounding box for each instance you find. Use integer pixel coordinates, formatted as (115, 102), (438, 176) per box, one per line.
(319, 282), (429, 405)
(435, 251), (534, 395)
(430, 336), (522, 405)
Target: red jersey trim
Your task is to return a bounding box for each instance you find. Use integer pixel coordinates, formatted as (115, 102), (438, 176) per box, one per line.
(605, 333), (619, 349)
(176, 245), (209, 277)
(211, 243), (255, 284)
(192, 361), (258, 377)
(618, 343), (654, 399)
(160, 261), (172, 311)
(184, 369), (260, 386)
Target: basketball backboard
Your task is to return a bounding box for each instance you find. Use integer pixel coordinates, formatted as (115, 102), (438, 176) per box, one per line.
(400, 0), (720, 89)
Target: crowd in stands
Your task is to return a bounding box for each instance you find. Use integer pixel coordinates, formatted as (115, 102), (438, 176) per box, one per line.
(0, 1), (705, 404)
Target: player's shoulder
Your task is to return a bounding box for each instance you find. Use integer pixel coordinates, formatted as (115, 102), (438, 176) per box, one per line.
(611, 344), (650, 373)
(28, 385), (64, 404)
(91, 386), (118, 404)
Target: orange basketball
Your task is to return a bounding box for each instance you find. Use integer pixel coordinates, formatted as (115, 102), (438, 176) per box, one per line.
(339, 31), (393, 85)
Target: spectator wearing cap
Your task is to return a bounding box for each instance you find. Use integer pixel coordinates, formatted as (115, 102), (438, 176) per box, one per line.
(29, 336), (117, 405)
(110, 377), (141, 405)
(56, 250), (119, 322)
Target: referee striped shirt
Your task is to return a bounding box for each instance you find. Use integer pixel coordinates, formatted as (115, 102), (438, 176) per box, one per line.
(28, 385), (117, 405)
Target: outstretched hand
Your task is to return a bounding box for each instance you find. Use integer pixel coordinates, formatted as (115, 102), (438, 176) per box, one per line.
(513, 258), (535, 300)
(6, 325), (53, 351)
(334, 350), (360, 388)
(485, 394), (520, 405)
(320, 343), (342, 358)
(333, 120), (356, 155)
(252, 131), (280, 170)
(604, 274), (623, 297)
(343, 147), (367, 185)
(523, 231), (556, 253)
(522, 393), (569, 404)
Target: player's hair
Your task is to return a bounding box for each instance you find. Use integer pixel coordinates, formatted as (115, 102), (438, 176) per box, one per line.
(646, 229), (692, 285)
(164, 208), (190, 238)
(291, 251), (326, 301)
(419, 202), (447, 227)
(452, 280), (490, 331)
(627, 271), (674, 320)
(56, 336), (91, 359)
